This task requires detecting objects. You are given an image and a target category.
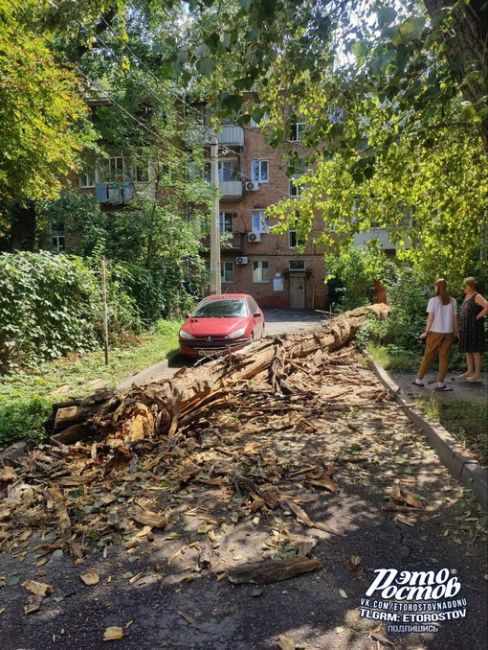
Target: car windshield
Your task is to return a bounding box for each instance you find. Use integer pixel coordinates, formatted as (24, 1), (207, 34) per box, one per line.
(192, 299), (247, 318)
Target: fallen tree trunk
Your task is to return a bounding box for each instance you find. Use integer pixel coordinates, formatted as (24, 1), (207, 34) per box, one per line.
(47, 303), (390, 446)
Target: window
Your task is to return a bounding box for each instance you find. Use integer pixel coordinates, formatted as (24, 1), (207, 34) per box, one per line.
(289, 179), (303, 198)
(219, 212), (233, 233)
(221, 261), (234, 283)
(289, 122), (306, 142)
(204, 159), (239, 183)
(51, 231), (65, 252)
(79, 165), (96, 188)
(289, 260), (305, 271)
(251, 160), (269, 183)
(193, 298), (246, 317)
(252, 210), (269, 234)
(130, 159), (149, 183)
(218, 160), (235, 182)
(98, 157), (125, 183)
(288, 229), (306, 248)
(253, 260), (269, 283)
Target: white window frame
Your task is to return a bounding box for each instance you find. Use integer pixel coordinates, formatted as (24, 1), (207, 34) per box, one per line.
(288, 229), (305, 249)
(97, 156), (126, 183)
(251, 160), (269, 183)
(130, 158), (150, 183)
(79, 165), (96, 188)
(251, 210), (269, 234)
(289, 179), (303, 198)
(219, 212), (233, 233)
(290, 121), (306, 142)
(252, 260), (270, 283)
(51, 233), (65, 252)
(221, 261), (234, 283)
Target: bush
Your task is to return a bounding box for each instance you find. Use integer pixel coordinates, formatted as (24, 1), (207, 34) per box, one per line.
(0, 251), (100, 371)
(329, 244), (392, 310)
(0, 252), (145, 372)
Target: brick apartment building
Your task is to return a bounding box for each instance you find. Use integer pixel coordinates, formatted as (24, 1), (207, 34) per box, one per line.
(67, 110), (329, 310)
(203, 121), (328, 309)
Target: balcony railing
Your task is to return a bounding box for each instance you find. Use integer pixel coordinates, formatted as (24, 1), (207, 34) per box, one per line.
(353, 228), (395, 250)
(219, 125), (244, 146)
(220, 180), (243, 200)
(201, 232), (244, 253)
(204, 124), (244, 147)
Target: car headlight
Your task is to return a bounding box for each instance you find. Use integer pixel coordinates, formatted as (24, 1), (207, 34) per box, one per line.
(179, 329), (195, 340)
(227, 327), (246, 339)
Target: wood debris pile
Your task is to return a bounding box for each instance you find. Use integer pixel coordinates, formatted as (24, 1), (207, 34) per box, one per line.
(0, 305), (390, 567)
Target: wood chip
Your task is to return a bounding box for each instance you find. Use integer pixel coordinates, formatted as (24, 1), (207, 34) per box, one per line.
(227, 556), (321, 584)
(131, 507), (168, 529)
(103, 626), (124, 641)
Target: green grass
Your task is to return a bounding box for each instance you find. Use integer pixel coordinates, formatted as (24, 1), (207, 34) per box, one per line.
(0, 320), (180, 447)
(419, 397), (488, 467)
(366, 344), (419, 372)
(365, 343), (472, 373)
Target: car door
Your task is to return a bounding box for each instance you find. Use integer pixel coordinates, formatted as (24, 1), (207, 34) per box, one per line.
(248, 297), (264, 338)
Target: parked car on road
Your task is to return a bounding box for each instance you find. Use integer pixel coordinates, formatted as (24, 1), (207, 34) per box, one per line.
(179, 293), (266, 358)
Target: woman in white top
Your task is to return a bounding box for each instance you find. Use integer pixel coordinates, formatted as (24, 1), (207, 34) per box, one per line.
(413, 278), (458, 391)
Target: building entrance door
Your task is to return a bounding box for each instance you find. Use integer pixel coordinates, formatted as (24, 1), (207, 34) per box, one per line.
(289, 275), (306, 309)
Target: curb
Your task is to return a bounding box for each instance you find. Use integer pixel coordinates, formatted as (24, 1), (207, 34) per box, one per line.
(362, 349), (488, 511)
(116, 350), (180, 390)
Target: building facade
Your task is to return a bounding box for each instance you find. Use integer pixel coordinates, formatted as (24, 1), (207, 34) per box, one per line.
(67, 114), (329, 310)
(205, 122), (328, 309)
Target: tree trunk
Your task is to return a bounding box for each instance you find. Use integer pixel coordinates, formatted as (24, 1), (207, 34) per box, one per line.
(47, 303), (390, 444)
(9, 201), (37, 251)
(423, 0), (488, 152)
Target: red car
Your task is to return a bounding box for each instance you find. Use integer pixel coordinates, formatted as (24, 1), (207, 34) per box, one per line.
(179, 293), (266, 358)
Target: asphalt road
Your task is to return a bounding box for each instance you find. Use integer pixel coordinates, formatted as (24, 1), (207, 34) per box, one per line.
(118, 309), (330, 389)
(2, 344), (486, 650)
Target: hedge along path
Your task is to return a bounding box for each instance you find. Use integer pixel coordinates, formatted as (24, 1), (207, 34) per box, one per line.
(0, 304), (390, 568)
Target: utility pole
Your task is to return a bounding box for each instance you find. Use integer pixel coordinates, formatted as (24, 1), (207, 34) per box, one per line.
(100, 256), (109, 366)
(209, 134), (221, 294)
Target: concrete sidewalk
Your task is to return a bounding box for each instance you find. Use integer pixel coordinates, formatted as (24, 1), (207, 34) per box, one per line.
(392, 371), (487, 404)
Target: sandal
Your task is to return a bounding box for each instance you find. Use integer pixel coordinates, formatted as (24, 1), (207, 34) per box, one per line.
(435, 384), (453, 392)
(412, 380), (425, 387)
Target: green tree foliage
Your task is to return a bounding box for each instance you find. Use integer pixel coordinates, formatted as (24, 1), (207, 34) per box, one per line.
(0, 1), (96, 220)
(0, 252), (100, 370)
(0, 251), (145, 372)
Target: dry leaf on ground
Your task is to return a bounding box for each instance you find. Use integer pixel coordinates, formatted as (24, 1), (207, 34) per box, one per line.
(103, 626), (124, 641)
(80, 569), (100, 585)
(22, 580), (53, 597)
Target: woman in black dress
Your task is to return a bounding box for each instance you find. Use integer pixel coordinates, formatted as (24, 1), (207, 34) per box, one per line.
(459, 277), (488, 382)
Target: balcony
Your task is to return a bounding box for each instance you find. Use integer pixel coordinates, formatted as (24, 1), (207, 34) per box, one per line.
(204, 124), (244, 147)
(219, 124), (244, 146)
(201, 232), (244, 254)
(220, 180), (243, 200)
(95, 182), (134, 205)
(353, 228), (396, 251)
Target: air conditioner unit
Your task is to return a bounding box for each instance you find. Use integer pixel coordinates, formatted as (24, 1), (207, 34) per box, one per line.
(236, 256), (249, 265)
(245, 181), (260, 191)
(248, 232), (262, 243)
